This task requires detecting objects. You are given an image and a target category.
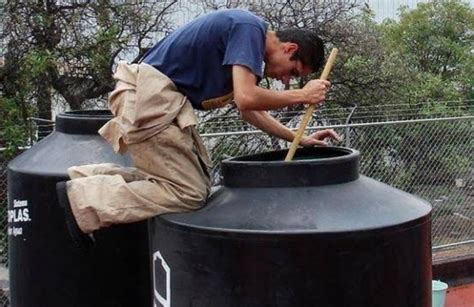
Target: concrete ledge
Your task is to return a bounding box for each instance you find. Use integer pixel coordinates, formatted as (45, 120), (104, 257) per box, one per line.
(433, 254), (474, 287)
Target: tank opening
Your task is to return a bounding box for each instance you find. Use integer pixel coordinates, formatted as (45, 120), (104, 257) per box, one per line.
(55, 109), (113, 134)
(231, 147), (353, 162)
(62, 110), (112, 118)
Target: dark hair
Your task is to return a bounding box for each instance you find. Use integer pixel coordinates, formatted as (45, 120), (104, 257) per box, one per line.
(276, 29), (325, 72)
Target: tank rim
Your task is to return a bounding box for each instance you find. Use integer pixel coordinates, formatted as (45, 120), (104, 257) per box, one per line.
(55, 109), (112, 135)
(223, 146), (359, 165)
(58, 109), (112, 119)
(158, 214), (431, 236)
(221, 147), (360, 187)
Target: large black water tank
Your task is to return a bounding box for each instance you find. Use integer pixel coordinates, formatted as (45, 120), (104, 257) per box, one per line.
(149, 147), (432, 307)
(8, 110), (150, 307)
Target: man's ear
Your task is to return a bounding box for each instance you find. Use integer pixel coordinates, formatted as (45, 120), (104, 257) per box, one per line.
(284, 42), (299, 54)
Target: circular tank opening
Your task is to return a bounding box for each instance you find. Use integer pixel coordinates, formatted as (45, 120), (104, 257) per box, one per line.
(230, 146), (354, 162)
(55, 109), (113, 134)
(222, 147), (360, 187)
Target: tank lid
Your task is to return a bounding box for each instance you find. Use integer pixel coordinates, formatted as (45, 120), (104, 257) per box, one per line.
(222, 147), (360, 187)
(55, 110), (112, 135)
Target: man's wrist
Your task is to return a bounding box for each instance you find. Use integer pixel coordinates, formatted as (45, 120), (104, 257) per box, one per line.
(292, 88), (308, 105)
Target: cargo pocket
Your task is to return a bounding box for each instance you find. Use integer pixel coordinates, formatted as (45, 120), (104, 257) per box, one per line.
(189, 126), (212, 180)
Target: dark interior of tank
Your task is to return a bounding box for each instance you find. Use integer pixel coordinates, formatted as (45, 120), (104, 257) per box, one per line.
(230, 147), (352, 162)
(63, 109), (112, 117)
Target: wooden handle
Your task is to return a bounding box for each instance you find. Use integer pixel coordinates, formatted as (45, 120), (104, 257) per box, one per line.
(284, 48), (338, 162)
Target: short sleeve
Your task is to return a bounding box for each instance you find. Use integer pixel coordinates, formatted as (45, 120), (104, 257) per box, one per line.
(222, 23), (266, 78)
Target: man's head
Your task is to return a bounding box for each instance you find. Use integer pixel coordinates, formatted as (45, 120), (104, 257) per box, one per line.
(264, 29), (325, 85)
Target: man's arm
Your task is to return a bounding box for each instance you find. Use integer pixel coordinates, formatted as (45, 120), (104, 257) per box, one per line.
(232, 65), (329, 111)
(240, 110), (341, 146)
(240, 110), (294, 141)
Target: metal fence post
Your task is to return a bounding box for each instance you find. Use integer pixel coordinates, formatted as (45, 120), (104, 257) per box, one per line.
(345, 104), (358, 148)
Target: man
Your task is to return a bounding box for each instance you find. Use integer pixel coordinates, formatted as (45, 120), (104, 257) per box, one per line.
(56, 9), (340, 246)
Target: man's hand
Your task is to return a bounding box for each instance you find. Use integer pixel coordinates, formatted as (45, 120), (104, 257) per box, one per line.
(299, 129), (342, 147)
(301, 79), (331, 105)
(233, 65), (332, 110)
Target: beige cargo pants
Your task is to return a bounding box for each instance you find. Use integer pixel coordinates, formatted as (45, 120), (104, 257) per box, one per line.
(65, 62), (211, 234)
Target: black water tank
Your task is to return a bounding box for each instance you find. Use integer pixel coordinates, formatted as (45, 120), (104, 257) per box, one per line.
(149, 147), (432, 307)
(8, 110), (150, 307)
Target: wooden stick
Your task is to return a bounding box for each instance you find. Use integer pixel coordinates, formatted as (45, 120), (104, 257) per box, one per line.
(284, 48), (338, 162)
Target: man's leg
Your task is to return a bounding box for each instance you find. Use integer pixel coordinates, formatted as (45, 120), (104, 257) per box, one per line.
(68, 163), (148, 182)
(64, 123), (211, 234)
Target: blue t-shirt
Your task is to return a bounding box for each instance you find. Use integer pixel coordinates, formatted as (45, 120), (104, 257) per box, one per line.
(142, 9), (268, 110)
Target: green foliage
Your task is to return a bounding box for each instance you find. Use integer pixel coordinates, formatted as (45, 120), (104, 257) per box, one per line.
(358, 119), (472, 193)
(350, 1), (474, 190)
(0, 54), (37, 155)
(0, 97), (29, 158)
(324, 10), (409, 109)
(25, 50), (56, 79)
(87, 24), (121, 79)
(342, 55), (370, 74)
(380, 0), (473, 101)
(3, 1), (179, 115)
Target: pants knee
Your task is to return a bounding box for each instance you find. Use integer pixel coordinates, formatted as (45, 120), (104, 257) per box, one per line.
(182, 185), (210, 210)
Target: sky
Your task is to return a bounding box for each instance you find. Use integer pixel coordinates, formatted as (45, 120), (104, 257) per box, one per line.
(363, 0), (474, 22)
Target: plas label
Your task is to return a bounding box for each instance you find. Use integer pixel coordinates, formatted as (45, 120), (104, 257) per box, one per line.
(8, 199), (32, 237)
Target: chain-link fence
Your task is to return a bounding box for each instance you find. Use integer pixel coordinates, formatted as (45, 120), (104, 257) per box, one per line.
(198, 102), (473, 248)
(0, 103), (472, 305)
(200, 115), (473, 248)
(0, 149), (11, 306)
